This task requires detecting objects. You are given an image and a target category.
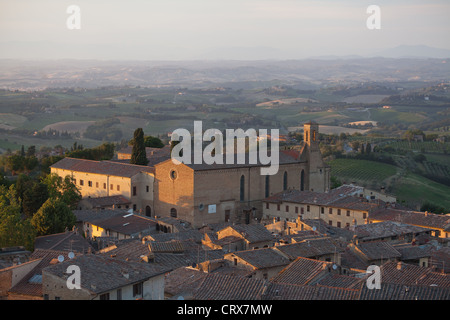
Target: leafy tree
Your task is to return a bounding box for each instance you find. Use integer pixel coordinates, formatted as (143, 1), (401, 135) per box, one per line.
(66, 142), (115, 161)
(6, 154), (24, 175)
(143, 135), (164, 148)
(350, 141), (360, 152)
(420, 201), (446, 214)
(413, 154), (427, 163)
(130, 128), (148, 165)
(0, 185), (36, 250)
(22, 181), (49, 218)
(31, 199), (76, 236)
(40, 155), (64, 174)
(26, 145), (36, 157)
(42, 173), (81, 209)
(366, 142), (371, 155)
(23, 156), (38, 173)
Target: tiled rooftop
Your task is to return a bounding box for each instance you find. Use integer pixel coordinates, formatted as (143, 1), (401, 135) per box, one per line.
(221, 223), (275, 244)
(81, 195), (131, 208)
(227, 247), (290, 269)
(51, 157), (154, 177)
(275, 237), (343, 260)
(353, 241), (402, 261)
(42, 254), (169, 294)
(271, 257), (332, 286)
(354, 221), (432, 241)
(192, 273), (267, 300)
(369, 207), (450, 231)
(34, 231), (94, 254)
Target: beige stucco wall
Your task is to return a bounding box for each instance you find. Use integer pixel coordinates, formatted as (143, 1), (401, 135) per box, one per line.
(263, 201), (368, 228)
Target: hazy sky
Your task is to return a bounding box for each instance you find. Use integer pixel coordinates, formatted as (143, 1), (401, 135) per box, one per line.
(0, 0), (449, 60)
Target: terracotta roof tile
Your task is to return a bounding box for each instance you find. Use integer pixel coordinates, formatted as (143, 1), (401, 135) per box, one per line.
(193, 273), (267, 300)
(51, 157), (154, 177)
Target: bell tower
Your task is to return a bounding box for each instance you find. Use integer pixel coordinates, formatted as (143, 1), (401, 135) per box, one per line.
(302, 121), (330, 193)
(304, 121), (319, 150)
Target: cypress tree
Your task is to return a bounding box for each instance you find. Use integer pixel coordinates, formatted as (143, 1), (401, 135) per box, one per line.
(130, 128), (148, 165)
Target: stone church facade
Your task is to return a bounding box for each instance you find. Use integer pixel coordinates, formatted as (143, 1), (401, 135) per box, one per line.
(51, 122), (330, 229)
(153, 121), (330, 228)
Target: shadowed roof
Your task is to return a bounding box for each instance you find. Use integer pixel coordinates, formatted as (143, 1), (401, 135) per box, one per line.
(51, 157), (154, 177)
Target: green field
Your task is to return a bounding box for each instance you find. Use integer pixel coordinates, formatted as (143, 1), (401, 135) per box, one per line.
(329, 158), (398, 184)
(392, 172), (450, 212)
(370, 108), (427, 124)
(327, 158), (450, 212)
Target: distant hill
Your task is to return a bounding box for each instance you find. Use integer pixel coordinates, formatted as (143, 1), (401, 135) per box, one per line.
(373, 45), (450, 59)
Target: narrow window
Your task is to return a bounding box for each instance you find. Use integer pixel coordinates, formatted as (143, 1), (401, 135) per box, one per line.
(265, 175), (270, 198)
(240, 175), (245, 202)
(283, 172), (288, 191)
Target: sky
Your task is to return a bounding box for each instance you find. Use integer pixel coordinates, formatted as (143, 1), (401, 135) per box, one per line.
(0, 0), (449, 60)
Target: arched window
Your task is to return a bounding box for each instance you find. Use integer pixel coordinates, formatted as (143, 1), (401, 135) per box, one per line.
(170, 208), (177, 218)
(240, 175), (245, 202)
(300, 170), (305, 191)
(283, 171), (288, 191)
(265, 175), (270, 198)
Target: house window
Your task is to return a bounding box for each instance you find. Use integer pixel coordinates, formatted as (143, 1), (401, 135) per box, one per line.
(337, 222), (341, 228)
(170, 208), (177, 218)
(100, 293), (110, 300)
(329, 208), (333, 215)
(301, 207), (304, 214)
(117, 289), (122, 300)
(103, 183), (106, 189)
(363, 212), (367, 219)
(110, 184), (113, 190)
(96, 182), (99, 188)
(146, 185), (149, 192)
(321, 207), (324, 214)
(265, 175), (270, 198)
(133, 186), (137, 196)
(283, 171), (288, 191)
(88, 181), (92, 187)
(277, 204), (280, 211)
(346, 210), (350, 217)
(266, 203), (269, 209)
(117, 185), (120, 191)
(307, 205), (310, 212)
(80, 180), (84, 186)
(285, 205), (289, 212)
(295, 207), (298, 214)
(133, 282), (143, 297)
(337, 209), (341, 215)
(133, 204), (137, 211)
(329, 220), (332, 226)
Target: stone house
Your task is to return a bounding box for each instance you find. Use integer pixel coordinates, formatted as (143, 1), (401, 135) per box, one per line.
(50, 158), (155, 216)
(223, 247), (291, 280)
(42, 254), (169, 300)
